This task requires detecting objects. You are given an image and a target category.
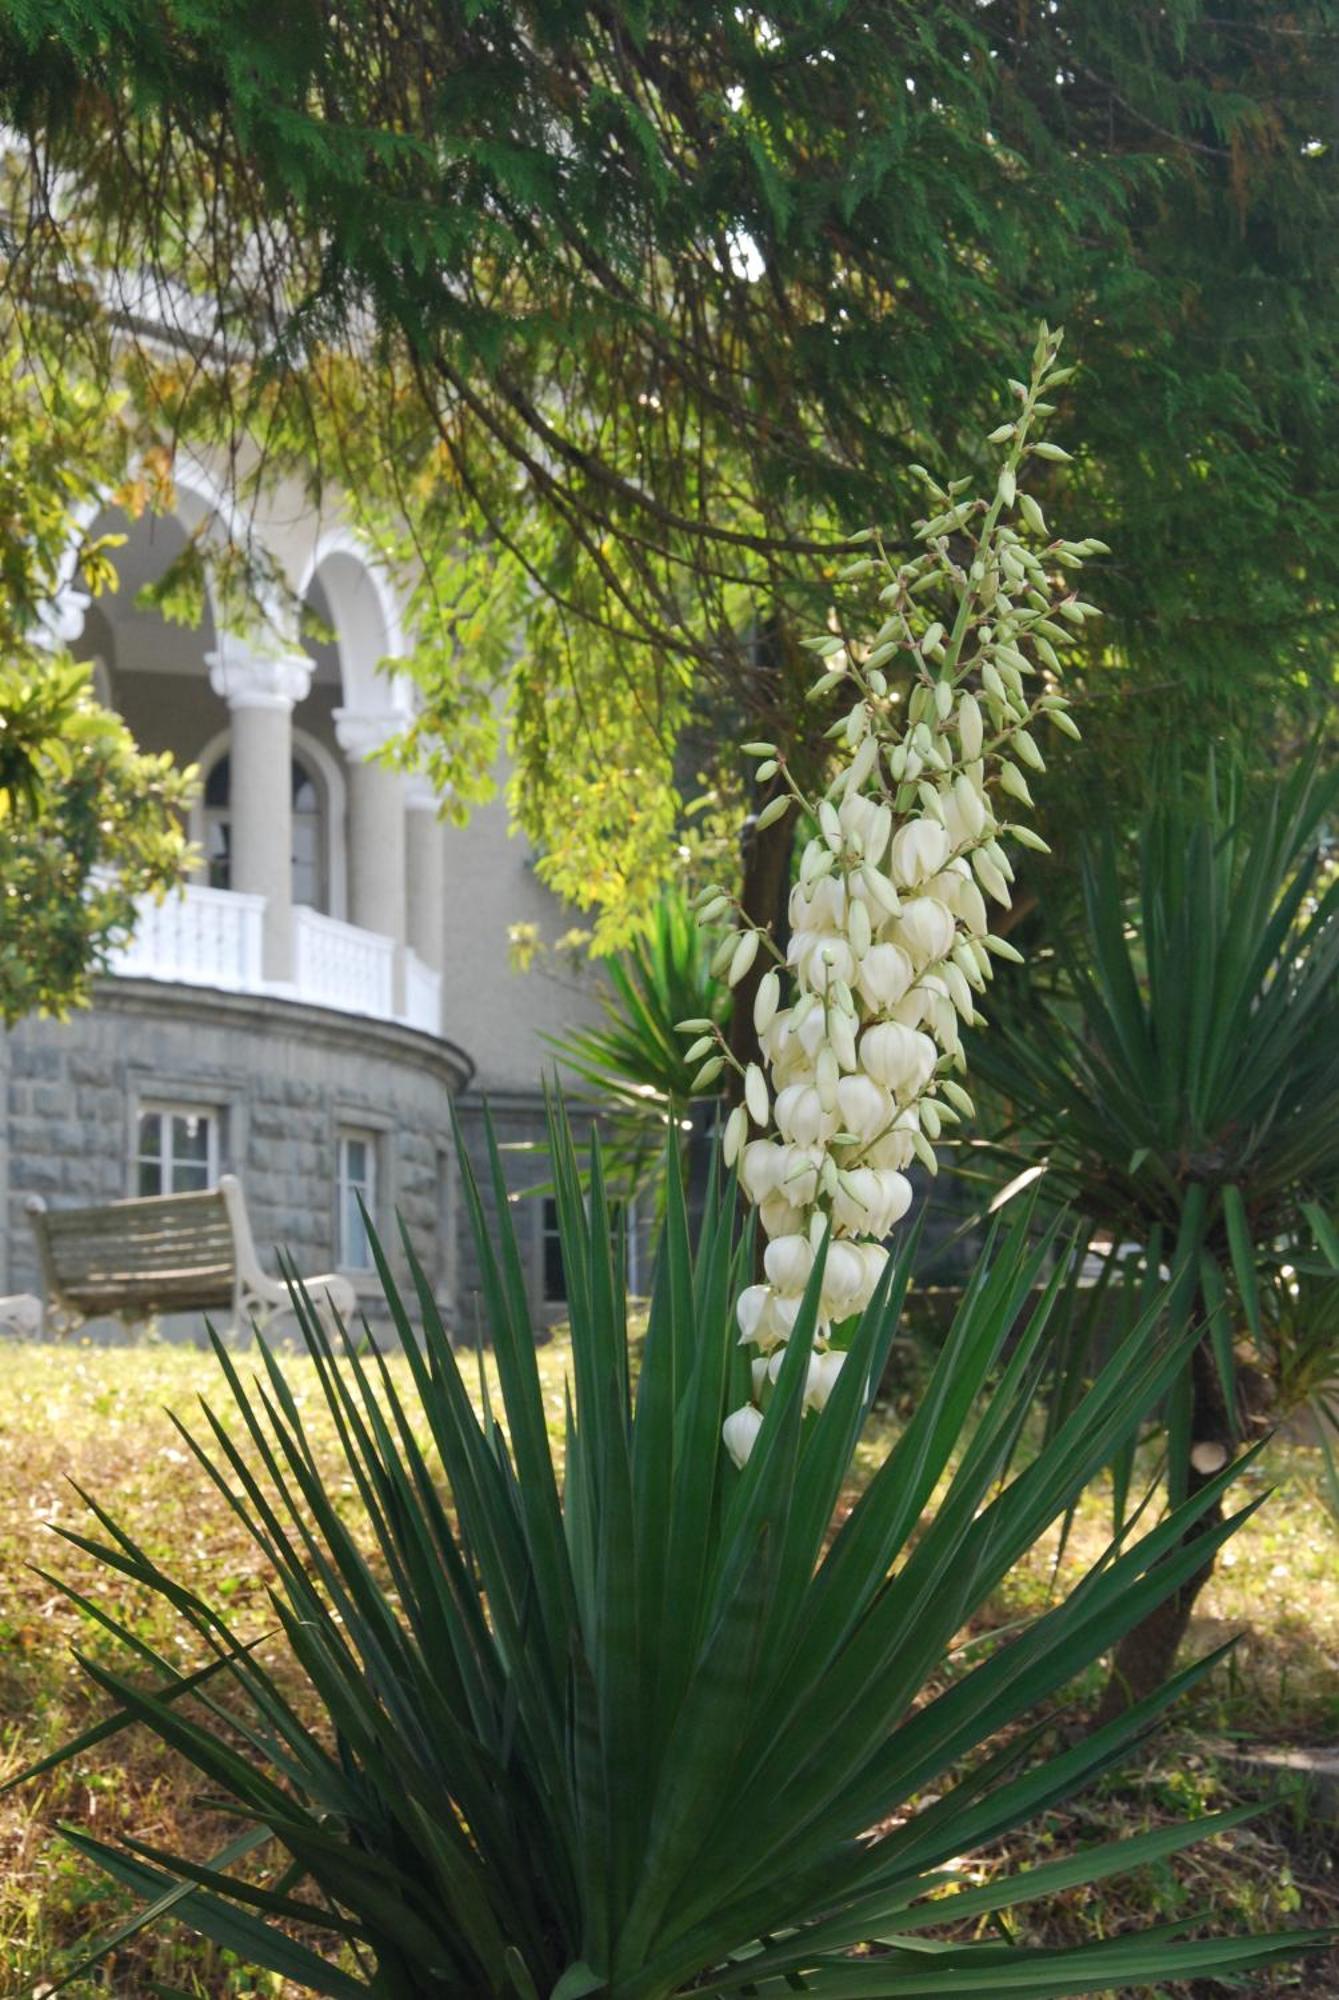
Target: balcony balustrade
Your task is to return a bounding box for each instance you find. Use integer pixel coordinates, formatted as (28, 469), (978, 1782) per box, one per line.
(106, 882), (442, 1037)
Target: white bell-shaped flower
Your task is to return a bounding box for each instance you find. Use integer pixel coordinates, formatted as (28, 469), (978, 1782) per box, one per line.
(857, 940), (915, 1011)
(767, 1343), (847, 1413)
(759, 1191), (807, 1240)
(820, 1238), (870, 1319)
(867, 1124), (918, 1172)
(889, 817), (950, 888)
(789, 874), (847, 936)
(895, 896), (957, 968)
(853, 1240), (890, 1311)
(805, 1348), (846, 1412)
(835, 1071), (895, 1145)
(779, 1144), (823, 1208)
(797, 935), (856, 995)
(859, 1020), (938, 1099)
(771, 1292), (803, 1339)
(875, 1167), (914, 1231)
(774, 1082), (838, 1148)
(723, 1403), (764, 1469)
(735, 1284), (773, 1344)
(839, 791), (892, 866)
(832, 1167), (885, 1235)
(740, 1138), (790, 1205)
(764, 1232), (815, 1296)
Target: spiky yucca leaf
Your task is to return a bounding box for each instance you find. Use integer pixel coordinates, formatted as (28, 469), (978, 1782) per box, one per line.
(974, 757), (1339, 1500)
(10, 1104), (1324, 1996)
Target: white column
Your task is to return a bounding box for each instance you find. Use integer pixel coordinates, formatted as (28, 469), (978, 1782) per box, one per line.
(405, 776), (446, 975)
(208, 639), (313, 982)
(335, 709), (408, 1004)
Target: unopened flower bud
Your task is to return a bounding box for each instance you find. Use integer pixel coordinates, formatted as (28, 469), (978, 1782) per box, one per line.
(723, 1104), (747, 1168)
(753, 969), (781, 1035)
(728, 930), (760, 987)
(957, 691), (983, 761)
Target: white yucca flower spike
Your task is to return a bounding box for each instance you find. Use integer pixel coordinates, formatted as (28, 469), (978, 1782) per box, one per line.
(679, 328), (1096, 1457)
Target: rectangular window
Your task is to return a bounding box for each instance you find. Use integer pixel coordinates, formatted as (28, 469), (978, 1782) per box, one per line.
(337, 1130), (378, 1271)
(541, 1195), (567, 1305)
(540, 1195), (638, 1308)
(135, 1105), (219, 1198)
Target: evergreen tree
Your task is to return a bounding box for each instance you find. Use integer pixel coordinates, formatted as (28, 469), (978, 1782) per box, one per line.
(1, 1), (1334, 950)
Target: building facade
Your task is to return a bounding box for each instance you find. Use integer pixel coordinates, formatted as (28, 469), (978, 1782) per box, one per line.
(1, 459), (607, 1338)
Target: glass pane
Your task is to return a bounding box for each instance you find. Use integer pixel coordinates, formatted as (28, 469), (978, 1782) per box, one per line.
(291, 759), (318, 811)
(173, 1158), (210, 1193)
(137, 1113), (162, 1160)
(205, 814), (231, 891)
(137, 1159), (163, 1197)
(343, 1137), (368, 1188)
(173, 1115), (211, 1167)
(291, 817), (319, 908)
(204, 754), (230, 808)
(342, 1185), (371, 1269)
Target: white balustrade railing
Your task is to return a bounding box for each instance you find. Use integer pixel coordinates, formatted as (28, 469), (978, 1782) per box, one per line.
(402, 949), (442, 1036)
(292, 905), (395, 1020)
(107, 884), (446, 1038)
(109, 883), (265, 992)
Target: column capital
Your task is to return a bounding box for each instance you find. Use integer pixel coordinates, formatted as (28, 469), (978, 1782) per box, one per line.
(335, 707), (406, 763)
(207, 636), (313, 711)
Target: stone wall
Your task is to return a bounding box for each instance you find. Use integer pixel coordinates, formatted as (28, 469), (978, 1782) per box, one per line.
(3, 979), (472, 1340)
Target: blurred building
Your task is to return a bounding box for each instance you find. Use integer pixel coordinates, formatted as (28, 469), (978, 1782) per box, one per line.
(0, 459), (612, 1336)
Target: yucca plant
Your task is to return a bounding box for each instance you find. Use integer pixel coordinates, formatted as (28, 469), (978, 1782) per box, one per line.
(9, 1106), (1324, 1996)
(971, 755), (1339, 1711)
(545, 886), (729, 1209)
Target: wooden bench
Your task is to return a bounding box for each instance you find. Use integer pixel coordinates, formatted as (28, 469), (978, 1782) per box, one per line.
(24, 1176), (357, 1339)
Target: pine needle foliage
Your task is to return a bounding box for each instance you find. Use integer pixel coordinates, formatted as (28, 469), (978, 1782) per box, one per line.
(1, 4), (1336, 935)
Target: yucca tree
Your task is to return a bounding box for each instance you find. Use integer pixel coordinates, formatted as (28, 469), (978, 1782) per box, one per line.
(972, 756), (1339, 1712)
(8, 1106), (1323, 1996)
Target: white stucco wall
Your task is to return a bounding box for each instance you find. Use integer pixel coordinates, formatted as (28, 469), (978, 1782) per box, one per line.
(438, 741), (602, 1096)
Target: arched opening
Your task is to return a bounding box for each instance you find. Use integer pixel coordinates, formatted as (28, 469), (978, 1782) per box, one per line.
(201, 745), (330, 913)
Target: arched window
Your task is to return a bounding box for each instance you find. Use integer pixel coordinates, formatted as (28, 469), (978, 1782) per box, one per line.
(202, 751), (328, 912)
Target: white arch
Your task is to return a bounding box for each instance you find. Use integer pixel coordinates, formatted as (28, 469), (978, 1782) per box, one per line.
(298, 528), (413, 717)
(52, 455), (248, 650)
(190, 722), (349, 920)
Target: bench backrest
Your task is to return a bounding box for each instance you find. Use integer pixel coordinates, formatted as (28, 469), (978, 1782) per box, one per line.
(32, 1186), (238, 1317)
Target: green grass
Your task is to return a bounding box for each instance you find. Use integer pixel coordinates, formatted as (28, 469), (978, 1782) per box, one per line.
(2, 1336), (1337, 1997)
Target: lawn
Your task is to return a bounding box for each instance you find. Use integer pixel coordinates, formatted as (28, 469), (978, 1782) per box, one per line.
(2, 1336), (1337, 1998)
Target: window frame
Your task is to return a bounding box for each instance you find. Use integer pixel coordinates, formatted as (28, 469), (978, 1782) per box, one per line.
(336, 1127), (380, 1274)
(134, 1101), (222, 1199)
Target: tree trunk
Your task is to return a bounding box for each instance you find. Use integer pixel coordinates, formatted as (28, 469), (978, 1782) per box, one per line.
(1094, 1335), (1235, 1723)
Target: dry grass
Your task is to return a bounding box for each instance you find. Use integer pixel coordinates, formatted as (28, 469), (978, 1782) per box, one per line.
(2, 1336), (1337, 1997)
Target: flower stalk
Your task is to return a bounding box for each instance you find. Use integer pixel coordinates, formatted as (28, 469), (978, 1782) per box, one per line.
(681, 327), (1105, 1462)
